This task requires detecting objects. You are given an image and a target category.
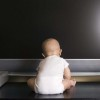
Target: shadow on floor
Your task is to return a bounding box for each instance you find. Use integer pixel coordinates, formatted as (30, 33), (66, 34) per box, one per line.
(28, 87), (75, 99)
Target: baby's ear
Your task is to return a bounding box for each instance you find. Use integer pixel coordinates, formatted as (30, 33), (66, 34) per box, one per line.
(60, 49), (62, 53)
(60, 49), (62, 56)
(42, 53), (45, 58)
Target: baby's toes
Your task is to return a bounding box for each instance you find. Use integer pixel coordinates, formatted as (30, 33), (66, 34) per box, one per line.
(73, 80), (76, 86)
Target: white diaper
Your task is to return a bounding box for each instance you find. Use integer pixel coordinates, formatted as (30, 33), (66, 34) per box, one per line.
(34, 77), (64, 94)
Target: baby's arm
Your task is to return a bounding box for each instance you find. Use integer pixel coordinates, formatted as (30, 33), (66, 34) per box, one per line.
(63, 67), (76, 87)
(63, 67), (71, 80)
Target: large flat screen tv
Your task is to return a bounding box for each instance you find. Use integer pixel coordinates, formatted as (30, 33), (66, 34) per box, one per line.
(0, 0), (100, 59)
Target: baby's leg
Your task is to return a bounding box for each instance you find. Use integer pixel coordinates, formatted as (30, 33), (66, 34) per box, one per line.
(27, 77), (35, 91)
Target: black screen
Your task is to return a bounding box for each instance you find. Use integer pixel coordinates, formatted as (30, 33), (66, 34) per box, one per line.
(0, 0), (100, 59)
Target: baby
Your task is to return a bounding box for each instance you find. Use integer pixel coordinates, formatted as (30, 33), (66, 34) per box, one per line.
(27, 38), (76, 94)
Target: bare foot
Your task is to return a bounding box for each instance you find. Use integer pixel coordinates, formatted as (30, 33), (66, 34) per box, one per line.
(71, 79), (76, 87)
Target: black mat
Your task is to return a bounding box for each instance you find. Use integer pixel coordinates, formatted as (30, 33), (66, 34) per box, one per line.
(0, 82), (100, 99)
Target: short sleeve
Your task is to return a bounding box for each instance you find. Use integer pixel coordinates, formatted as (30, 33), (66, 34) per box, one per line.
(36, 62), (41, 71)
(36, 60), (43, 71)
(63, 59), (69, 68)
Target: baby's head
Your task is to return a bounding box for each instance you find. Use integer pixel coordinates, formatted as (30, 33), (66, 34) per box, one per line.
(42, 38), (62, 57)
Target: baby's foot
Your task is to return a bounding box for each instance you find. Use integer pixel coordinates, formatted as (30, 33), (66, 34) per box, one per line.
(71, 79), (76, 87)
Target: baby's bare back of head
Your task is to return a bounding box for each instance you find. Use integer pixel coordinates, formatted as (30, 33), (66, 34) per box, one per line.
(42, 38), (61, 56)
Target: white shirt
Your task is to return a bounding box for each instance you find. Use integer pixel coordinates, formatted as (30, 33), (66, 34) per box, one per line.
(37, 55), (69, 80)
(35, 55), (69, 94)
